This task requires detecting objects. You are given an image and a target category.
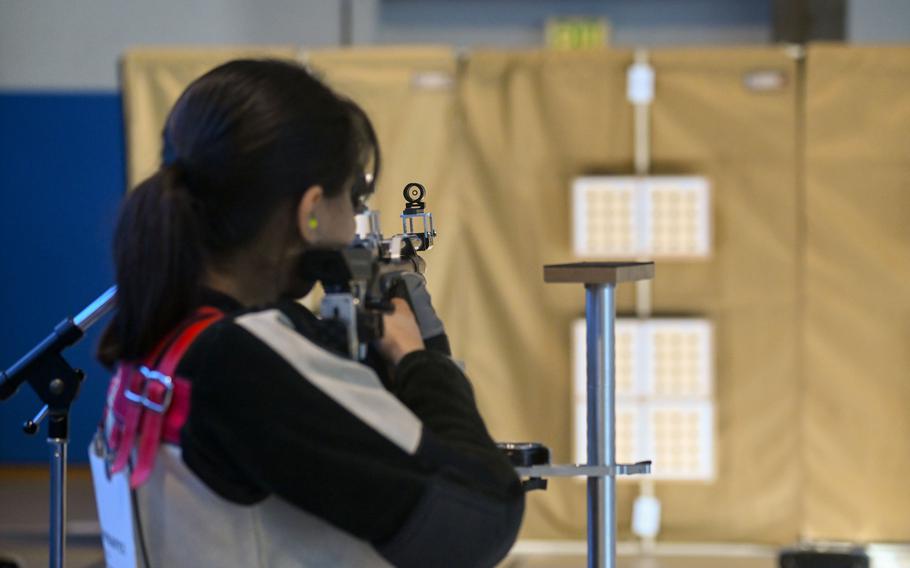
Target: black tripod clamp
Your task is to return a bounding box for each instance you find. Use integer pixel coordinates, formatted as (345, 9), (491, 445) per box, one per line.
(0, 318), (86, 439)
(0, 286), (116, 439)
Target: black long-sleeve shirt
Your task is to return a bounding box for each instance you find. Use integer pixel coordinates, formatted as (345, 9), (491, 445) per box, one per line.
(174, 291), (524, 567)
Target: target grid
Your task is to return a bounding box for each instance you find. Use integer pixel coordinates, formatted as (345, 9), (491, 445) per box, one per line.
(573, 318), (715, 480)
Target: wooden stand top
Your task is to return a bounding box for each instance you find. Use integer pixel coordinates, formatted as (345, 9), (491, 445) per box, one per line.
(543, 262), (654, 284)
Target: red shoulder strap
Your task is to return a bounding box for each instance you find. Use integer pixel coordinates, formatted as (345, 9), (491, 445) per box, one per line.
(154, 306), (224, 376)
(106, 307), (223, 488)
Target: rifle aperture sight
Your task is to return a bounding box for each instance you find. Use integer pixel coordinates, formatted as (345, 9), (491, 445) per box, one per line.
(400, 183), (435, 252)
(403, 183), (426, 212)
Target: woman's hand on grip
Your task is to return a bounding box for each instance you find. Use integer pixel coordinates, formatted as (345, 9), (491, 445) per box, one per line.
(377, 298), (425, 365)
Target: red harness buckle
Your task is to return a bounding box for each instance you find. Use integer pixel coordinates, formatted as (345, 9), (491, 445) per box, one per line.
(104, 307), (223, 488)
(124, 366), (174, 413)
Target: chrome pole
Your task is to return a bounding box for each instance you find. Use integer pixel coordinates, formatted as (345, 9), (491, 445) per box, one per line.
(586, 283), (616, 568)
(74, 285), (117, 330)
(49, 435), (67, 568)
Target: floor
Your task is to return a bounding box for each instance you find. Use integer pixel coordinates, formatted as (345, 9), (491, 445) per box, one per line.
(0, 466), (861, 568)
(504, 559), (772, 568)
(501, 542), (776, 568)
(0, 467), (103, 568)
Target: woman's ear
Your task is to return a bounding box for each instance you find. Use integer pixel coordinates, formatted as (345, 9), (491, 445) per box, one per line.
(297, 185), (324, 242)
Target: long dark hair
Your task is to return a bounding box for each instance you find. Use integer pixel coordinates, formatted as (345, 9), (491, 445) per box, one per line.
(98, 59), (379, 366)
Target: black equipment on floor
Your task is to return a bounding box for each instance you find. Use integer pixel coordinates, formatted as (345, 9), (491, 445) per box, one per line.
(779, 545), (869, 568)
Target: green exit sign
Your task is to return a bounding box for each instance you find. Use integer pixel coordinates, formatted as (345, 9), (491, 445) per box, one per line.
(546, 18), (610, 50)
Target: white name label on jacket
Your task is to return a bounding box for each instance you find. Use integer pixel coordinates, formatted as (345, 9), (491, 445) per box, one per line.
(89, 435), (139, 568)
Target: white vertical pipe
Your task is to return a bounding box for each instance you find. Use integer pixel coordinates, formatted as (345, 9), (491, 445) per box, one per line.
(630, 48), (654, 317)
(629, 48), (658, 550)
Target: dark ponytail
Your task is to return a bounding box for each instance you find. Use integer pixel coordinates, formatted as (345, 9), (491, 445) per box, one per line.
(98, 59), (379, 367)
(98, 165), (205, 366)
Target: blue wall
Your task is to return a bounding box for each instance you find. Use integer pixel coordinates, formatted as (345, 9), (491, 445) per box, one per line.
(378, 0), (772, 46)
(0, 92), (124, 463)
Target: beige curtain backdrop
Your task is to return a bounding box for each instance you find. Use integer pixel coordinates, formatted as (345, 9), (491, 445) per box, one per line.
(803, 44), (910, 542)
(646, 47), (802, 544)
(121, 46), (299, 187)
(118, 44), (909, 545)
(456, 47), (801, 543)
(455, 49), (635, 541)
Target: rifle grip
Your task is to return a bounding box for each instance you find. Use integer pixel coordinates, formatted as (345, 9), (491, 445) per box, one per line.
(385, 277), (415, 313)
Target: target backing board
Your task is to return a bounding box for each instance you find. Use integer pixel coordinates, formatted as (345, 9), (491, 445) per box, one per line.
(573, 318), (715, 481)
(572, 176), (711, 259)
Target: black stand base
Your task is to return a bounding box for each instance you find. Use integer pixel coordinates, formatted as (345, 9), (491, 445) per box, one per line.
(780, 548), (869, 568)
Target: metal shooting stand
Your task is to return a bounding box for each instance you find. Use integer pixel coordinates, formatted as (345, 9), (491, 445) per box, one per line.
(502, 261), (654, 568)
(0, 286), (117, 568)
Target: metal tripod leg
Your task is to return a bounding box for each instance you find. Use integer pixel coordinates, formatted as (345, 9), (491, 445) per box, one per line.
(49, 415), (68, 568)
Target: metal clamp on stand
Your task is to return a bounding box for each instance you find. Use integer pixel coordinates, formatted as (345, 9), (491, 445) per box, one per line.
(497, 442), (551, 492)
(512, 461), (652, 479)
(499, 262), (655, 568)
